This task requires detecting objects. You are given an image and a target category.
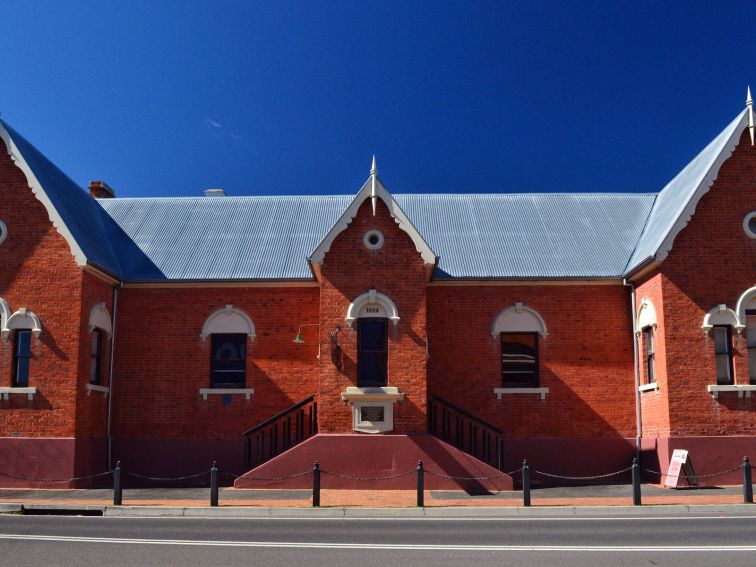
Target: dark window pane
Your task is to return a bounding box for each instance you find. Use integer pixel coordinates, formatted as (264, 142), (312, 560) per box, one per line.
(501, 333), (538, 386)
(358, 319), (388, 387)
(747, 314), (756, 385)
(643, 328), (655, 383)
(90, 331), (103, 385)
(713, 326), (733, 385)
(16, 331), (31, 357)
(12, 330), (31, 387)
(211, 334), (246, 387)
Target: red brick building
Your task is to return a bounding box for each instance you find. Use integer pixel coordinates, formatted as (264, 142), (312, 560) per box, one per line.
(0, 97), (754, 488)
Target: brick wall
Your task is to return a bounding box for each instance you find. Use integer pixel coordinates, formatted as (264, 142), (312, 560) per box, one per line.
(74, 271), (114, 438)
(634, 271), (671, 438)
(427, 283), (637, 439)
(655, 129), (756, 436)
(318, 198), (428, 433)
(111, 286), (320, 439)
(0, 147), (83, 438)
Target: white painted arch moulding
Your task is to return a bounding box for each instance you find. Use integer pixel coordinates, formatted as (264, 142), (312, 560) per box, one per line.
(200, 305), (256, 340)
(702, 304), (740, 334)
(735, 285), (756, 333)
(0, 296), (10, 332)
(491, 302), (548, 338)
(345, 289), (400, 327)
(89, 302), (113, 336)
(4, 308), (42, 339)
(635, 298), (657, 335)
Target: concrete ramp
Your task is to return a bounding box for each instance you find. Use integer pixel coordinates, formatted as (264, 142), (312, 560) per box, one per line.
(234, 434), (513, 492)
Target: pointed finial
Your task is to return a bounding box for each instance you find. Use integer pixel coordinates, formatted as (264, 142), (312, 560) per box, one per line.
(748, 86), (754, 146)
(370, 155), (378, 215)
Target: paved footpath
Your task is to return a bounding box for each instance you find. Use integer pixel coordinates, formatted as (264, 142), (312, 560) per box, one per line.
(0, 484), (751, 513)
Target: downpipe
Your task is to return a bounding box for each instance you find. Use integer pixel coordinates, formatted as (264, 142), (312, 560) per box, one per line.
(106, 285), (120, 469)
(624, 278), (642, 463)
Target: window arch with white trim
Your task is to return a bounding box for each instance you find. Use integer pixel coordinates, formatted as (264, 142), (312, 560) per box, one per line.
(88, 303), (112, 386)
(345, 289), (400, 328)
(0, 297), (10, 335)
(201, 305), (255, 389)
(736, 287), (756, 385)
(636, 298), (657, 385)
(492, 303), (546, 388)
(4, 308), (41, 389)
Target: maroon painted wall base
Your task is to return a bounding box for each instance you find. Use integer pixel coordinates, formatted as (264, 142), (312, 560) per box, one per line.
(111, 438), (246, 486)
(235, 434), (513, 491)
(647, 436), (756, 485)
(0, 437), (106, 488)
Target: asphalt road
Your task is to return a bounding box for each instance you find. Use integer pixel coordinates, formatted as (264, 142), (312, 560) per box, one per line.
(1, 513), (755, 566)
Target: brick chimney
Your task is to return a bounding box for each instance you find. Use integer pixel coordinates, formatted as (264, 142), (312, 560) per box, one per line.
(88, 180), (115, 199)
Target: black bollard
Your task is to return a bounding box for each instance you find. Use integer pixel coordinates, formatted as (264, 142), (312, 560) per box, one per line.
(210, 461), (219, 507)
(113, 461), (122, 506)
(743, 456), (753, 504)
(312, 461), (321, 507)
(417, 460), (425, 507)
(632, 457), (642, 506)
(522, 459), (531, 507)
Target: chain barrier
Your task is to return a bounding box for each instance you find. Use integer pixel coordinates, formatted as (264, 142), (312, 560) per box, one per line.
(642, 464), (744, 481)
(321, 469), (416, 481)
(533, 466), (633, 482)
(0, 469), (113, 483)
(126, 470), (210, 482)
(236, 469), (313, 481)
(424, 468), (521, 481)
(219, 471), (242, 480)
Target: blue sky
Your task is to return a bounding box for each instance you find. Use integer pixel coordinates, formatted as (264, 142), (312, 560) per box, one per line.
(1, 1), (754, 198)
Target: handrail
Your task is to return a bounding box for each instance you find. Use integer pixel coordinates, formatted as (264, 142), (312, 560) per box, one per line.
(242, 395), (315, 437)
(429, 393), (502, 434)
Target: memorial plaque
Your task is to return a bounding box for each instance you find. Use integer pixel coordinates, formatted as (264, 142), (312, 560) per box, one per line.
(360, 405), (385, 423)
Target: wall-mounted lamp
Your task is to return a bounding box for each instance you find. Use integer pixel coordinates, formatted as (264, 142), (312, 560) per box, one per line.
(330, 325), (342, 348)
(293, 323), (319, 344)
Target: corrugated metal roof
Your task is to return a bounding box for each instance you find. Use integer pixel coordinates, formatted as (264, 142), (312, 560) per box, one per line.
(1, 119), (125, 277)
(98, 193), (656, 280)
(625, 109), (748, 273)
(8, 108), (744, 282)
(98, 196), (352, 280)
(395, 194), (655, 278)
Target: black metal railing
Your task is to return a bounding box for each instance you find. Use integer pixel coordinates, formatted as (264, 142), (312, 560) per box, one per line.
(428, 393), (503, 470)
(242, 396), (318, 469)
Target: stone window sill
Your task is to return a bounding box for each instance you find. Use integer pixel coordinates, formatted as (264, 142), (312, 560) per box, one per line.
(199, 388), (254, 401)
(0, 387), (37, 401)
(707, 384), (756, 399)
(639, 382), (660, 395)
(86, 383), (109, 396)
(494, 387), (548, 400)
(340, 386), (404, 402)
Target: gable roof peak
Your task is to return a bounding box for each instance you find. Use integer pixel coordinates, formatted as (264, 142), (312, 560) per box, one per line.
(308, 166), (437, 271)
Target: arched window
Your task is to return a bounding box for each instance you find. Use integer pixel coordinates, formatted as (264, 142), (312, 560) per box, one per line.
(201, 305), (255, 388)
(492, 303), (546, 388)
(636, 299), (657, 385)
(87, 303), (112, 387)
(346, 290), (397, 387)
(4, 308), (41, 388)
(735, 287), (756, 385)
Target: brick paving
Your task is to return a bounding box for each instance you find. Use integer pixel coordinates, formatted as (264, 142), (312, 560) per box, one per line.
(0, 485), (749, 509)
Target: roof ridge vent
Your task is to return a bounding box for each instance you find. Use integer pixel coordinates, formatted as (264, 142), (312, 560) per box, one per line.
(204, 188), (227, 197)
